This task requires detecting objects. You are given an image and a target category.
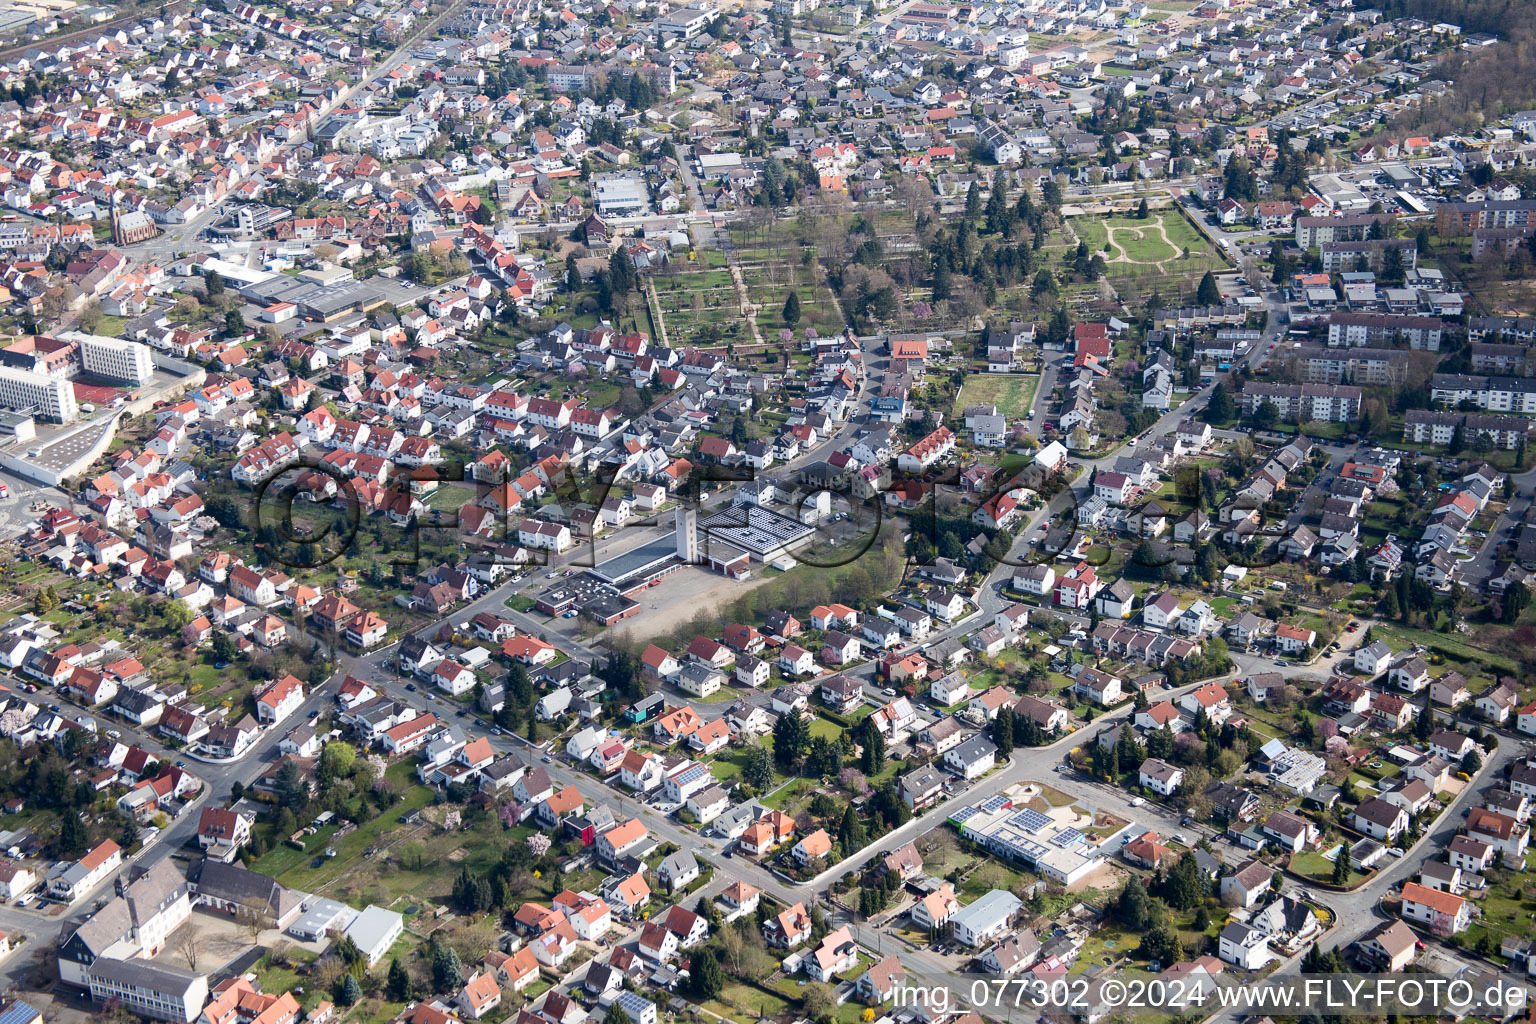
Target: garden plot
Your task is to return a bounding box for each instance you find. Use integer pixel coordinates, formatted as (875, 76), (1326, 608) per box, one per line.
(651, 266), (753, 344)
(735, 255), (846, 337)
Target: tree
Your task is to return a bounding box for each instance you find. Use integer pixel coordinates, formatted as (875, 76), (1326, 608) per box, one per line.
(1114, 876), (1151, 929)
(860, 719), (885, 775)
(783, 290), (802, 326)
(691, 948), (725, 999)
(802, 982), (837, 1021)
(225, 309), (246, 337)
(1461, 749), (1482, 775)
(993, 707), (1014, 757)
(273, 758), (308, 810)
(1196, 271), (1220, 306)
(1139, 923), (1184, 965)
(58, 811), (88, 858)
(965, 181), (983, 221)
(1137, 198), (1149, 219)
(204, 268), (225, 297)
(174, 925), (203, 971)
(838, 804), (867, 854)
(1502, 581), (1530, 623)
(932, 258), (952, 301)
(805, 735), (841, 777)
(1331, 849), (1350, 884)
(432, 942), (464, 992)
(237, 898), (273, 943)
(318, 740), (356, 783)
(1204, 382), (1235, 424)
(774, 710), (809, 771)
(742, 745), (774, 790)
(339, 974), (363, 1007)
(388, 958), (414, 1001)
(211, 631), (238, 663)
(409, 251), (432, 283)
(162, 599), (192, 632)
(207, 495), (243, 529)
(606, 1004), (630, 1024)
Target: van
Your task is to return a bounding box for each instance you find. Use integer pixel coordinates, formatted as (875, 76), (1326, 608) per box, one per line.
(1268, 581), (1287, 591)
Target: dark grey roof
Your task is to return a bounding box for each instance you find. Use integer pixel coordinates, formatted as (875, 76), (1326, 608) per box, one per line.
(85, 956), (203, 995)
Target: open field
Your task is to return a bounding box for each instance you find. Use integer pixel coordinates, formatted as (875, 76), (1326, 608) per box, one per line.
(954, 374), (1041, 418)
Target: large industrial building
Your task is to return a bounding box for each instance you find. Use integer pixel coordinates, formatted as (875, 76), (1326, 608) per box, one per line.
(534, 506), (784, 621)
(696, 504), (815, 564)
(592, 173), (650, 217)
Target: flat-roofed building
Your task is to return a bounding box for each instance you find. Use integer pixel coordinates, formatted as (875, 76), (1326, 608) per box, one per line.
(60, 332), (155, 385)
(84, 958), (207, 1022)
(0, 367), (76, 421)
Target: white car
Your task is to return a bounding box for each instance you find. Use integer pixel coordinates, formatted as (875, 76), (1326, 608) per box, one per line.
(1129, 797), (1146, 807)
(881, 687), (896, 697)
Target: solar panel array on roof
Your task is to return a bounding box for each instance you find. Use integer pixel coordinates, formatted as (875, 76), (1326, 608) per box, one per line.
(950, 806), (979, 826)
(1050, 827), (1084, 848)
(979, 794), (1011, 814)
(0, 1001), (40, 1024)
(1009, 807), (1053, 833)
(697, 505), (814, 556)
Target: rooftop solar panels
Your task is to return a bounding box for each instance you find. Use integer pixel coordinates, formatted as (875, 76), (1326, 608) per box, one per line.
(1050, 828), (1084, 848)
(697, 505), (814, 556)
(979, 794), (1011, 814)
(1007, 807), (1053, 833)
(950, 806), (980, 826)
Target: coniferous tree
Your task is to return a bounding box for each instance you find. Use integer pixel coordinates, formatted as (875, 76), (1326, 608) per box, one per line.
(387, 958), (414, 1001)
(993, 707), (1014, 757)
(432, 943), (464, 993)
(1197, 271), (1221, 306)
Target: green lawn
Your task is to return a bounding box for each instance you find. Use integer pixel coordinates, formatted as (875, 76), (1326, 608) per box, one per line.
(253, 761), (435, 892)
(92, 315), (131, 338)
(808, 718), (845, 741)
(1291, 849), (1369, 888)
(954, 374), (1042, 418)
(1370, 622), (1518, 675)
(956, 858), (1030, 902)
(762, 778), (816, 811)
